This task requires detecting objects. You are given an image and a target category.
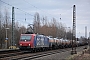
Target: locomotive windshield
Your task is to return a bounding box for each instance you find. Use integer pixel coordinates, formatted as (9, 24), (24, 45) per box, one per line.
(20, 35), (32, 40)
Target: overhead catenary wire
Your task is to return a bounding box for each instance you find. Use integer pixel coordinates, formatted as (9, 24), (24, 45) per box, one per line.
(23, 0), (54, 18)
(0, 0), (33, 16)
(0, 0), (73, 21)
(23, 0), (72, 23)
(0, 0), (34, 26)
(0, 0), (63, 26)
(8, 17), (30, 25)
(0, 0), (54, 18)
(0, 0), (52, 25)
(0, 0), (61, 22)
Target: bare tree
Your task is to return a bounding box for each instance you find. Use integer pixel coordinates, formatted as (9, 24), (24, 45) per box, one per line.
(19, 26), (26, 34)
(4, 8), (11, 48)
(33, 12), (40, 34)
(34, 12), (73, 39)
(40, 16), (48, 35)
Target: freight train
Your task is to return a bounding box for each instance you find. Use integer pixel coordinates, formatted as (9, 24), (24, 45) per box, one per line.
(19, 33), (88, 51)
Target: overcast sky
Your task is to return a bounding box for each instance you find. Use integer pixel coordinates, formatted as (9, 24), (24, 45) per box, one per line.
(0, 0), (90, 38)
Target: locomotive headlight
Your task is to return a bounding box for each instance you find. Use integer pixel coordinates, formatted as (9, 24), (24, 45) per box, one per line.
(20, 44), (22, 46)
(29, 44), (30, 46)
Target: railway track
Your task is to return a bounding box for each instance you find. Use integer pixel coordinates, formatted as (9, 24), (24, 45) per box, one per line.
(0, 49), (22, 58)
(0, 49), (20, 54)
(0, 48), (70, 60)
(0, 46), (86, 60)
(19, 48), (70, 60)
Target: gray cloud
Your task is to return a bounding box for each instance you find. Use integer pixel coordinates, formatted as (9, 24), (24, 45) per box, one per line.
(1, 0), (90, 37)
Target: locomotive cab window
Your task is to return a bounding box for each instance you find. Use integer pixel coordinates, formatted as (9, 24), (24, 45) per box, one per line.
(20, 35), (32, 41)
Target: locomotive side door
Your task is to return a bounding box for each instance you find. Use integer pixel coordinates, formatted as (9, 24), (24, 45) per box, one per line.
(35, 35), (45, 48)
(36, 35), (41, 48)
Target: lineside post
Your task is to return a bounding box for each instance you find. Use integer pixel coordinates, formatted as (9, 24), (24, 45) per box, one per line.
(11, 7), (15, 49)
(71, 5), (77, 55)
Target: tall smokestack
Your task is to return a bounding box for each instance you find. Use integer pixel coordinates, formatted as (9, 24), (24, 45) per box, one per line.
(89, 32), (90, 39)
(85, 26), (87, 39)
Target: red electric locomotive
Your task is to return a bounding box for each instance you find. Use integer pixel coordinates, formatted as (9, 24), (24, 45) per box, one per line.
(19, 33), (49, 51)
